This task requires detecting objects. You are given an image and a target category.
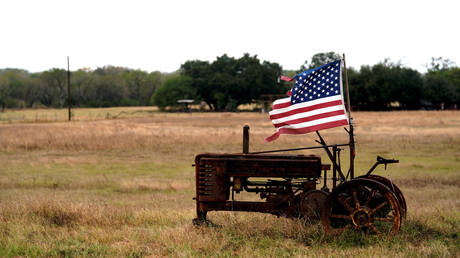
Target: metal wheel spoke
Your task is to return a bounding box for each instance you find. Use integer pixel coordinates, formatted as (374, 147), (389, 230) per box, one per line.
(370, 201), (387, 215)
(337, 196), (354, 213)
(352, 190), (360, 208)
(323, 178), (403, 236)
(330, 214), (351, 220)
(364, 189), (376, 207)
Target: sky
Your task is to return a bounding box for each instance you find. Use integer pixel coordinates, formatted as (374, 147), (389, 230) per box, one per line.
(1, 0), (459, 74)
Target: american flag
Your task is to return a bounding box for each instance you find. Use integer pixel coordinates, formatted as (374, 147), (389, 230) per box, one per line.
(265, 60), (349, 142)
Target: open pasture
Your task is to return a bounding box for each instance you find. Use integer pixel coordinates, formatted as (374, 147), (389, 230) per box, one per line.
(0, 110), (459, 257)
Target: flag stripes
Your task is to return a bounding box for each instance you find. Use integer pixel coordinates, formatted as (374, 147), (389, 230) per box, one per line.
(265, 60), (349, 142)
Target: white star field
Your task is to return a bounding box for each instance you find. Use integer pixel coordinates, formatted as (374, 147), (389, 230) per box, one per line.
(292, 61), (341, 104)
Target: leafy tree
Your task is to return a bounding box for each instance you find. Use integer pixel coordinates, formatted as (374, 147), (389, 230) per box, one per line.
(40, 68), (68, 107)
(151, 75), (196, 110)
(300, 52), (342, 71)
(140, 71), (162, 106)
(71, 68), (93, 107)
(348, 62), (423, 110)
(0, 69), (30, 110)
(181, 60), (214, 109)
(426, 57), (456, 72)
(423, 72), (457, 108)
(181, 54), (284, 111)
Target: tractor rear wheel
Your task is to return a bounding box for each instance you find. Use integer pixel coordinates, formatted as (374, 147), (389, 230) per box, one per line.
(357, 174), (407, 218)
(321, 178), (402, 235)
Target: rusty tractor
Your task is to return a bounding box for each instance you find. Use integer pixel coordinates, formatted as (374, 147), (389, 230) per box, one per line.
(192, 125), (406, 236)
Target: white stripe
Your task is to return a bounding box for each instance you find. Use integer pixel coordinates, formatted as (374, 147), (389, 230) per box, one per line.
(275, 114), (348, 130)
(271, 105), (344, 125)
(272, 97), (290, 105)
(269, 95), (342, 116)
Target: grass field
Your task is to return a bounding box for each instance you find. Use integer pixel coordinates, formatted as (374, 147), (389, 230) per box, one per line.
(0, 109), (459, 257)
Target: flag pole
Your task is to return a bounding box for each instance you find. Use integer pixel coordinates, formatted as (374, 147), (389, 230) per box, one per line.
(342, 53), (355, 179)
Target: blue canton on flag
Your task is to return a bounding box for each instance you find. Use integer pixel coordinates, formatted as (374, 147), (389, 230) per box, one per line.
(265, 60), (349, 142)
(291, 60), (342, 105)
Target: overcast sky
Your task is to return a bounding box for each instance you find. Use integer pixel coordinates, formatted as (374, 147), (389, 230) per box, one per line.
(1, 0), (458, 73)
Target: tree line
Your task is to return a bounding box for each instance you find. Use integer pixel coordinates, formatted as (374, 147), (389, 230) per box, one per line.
(0, 52), (459, 111)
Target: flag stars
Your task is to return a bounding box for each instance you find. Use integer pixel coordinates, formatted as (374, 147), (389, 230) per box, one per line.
(291, 60), (341, 105)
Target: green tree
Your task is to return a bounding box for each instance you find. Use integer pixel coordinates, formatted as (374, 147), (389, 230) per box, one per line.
(140, 71), (163, 106)
(300, 52), (342, 71)
(181, 60), (214, 109)
(426, 57), (455, 72)
(71, 68), (93, 107)
(39, 68), (67, 107)
(181, 54), (284, 111)
(423, 72), (457, 108)
(151, 75), (196, 110)
(0, 69), (30, 109)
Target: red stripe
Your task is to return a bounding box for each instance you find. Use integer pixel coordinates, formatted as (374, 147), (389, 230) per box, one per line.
(265, 120), (348, 142)
(273, 101), (291, 109)
(273, 110), (346, 128)
(281, 75), (294, 82)
(270, 100), (343, 120)
(278, 120), (349, 134)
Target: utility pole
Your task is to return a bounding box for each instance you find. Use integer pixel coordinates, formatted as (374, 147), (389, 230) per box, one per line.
(67, 56), (71, 121)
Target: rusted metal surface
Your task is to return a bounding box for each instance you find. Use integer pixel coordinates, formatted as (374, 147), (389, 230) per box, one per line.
(321, 178), (401, 235)
(243, 125), (250, 154)
(194, 153), (326, 220)
(357, 174), (406, 218)
(193, 125), (405, 235)
(299, 190), (328, 222)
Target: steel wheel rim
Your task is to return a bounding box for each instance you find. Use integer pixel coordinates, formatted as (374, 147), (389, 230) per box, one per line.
(321, 178), (402, 236)
(357, 174), (407, 218)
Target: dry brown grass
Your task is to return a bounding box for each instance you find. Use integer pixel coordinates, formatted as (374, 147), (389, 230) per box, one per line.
(0, 110), (459, 256)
